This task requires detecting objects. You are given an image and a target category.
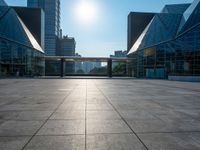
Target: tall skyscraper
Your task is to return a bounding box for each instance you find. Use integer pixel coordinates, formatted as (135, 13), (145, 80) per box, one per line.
(58, 36), (76, 56)
(27, 0), (61, 56)
(110, 50), (127, 58)
(58, 36), (76, 74)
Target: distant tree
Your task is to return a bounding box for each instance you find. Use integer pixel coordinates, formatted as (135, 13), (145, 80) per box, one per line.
(90, 67), (107, 74)
(76, 69), (85, 74)
(112, 62), (126, 75)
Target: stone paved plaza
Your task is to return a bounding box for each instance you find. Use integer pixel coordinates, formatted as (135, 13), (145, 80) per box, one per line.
(0, 79), (200, 150)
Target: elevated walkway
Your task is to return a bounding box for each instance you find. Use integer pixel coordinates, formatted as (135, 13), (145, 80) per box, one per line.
(45, 56), (133, 77)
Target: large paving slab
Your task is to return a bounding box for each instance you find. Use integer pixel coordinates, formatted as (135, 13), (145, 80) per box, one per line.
(0, 79), (199, 150)
(24, 135), (85, 150)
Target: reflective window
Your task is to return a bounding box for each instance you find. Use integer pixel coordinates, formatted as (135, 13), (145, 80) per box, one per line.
(0, 38), (45, 77)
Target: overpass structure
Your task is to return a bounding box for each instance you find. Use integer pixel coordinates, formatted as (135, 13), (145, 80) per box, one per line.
(45, 56), (133, 77)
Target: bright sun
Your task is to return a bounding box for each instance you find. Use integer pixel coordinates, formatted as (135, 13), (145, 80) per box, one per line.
(74, 0), (98, 25)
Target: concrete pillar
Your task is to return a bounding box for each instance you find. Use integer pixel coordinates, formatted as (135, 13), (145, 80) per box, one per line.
(107, 59), (112, 78)
(60, 58), (65, 77)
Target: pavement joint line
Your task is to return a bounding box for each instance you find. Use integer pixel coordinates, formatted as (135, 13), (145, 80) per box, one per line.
(136, 131), (200, 134)
(87, 132), (133, 135)
(21, 134), (86, 137)
(20, 85), (78, 150)
(0, 133), (141, 138)
(94, 81), (149, 150)
(24, 133), (135, 136)
(85, 80), (87, 150)
(24, 134), (85, 137)
(0, 110), (55, 112)
(0, 135), (32, 138)
(48, 119), (86, 121)
(1, 79), (200, 149)
(86, 132), (136, 135)
(0, 119), (52, 121)
(2, 131), (200, 138)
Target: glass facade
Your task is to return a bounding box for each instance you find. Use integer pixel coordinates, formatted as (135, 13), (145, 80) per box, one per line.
(128, 13), (182, 54)
(0, 37), (44, 77)
(131, 25), (200, 78)
(178, 0), (200, 34)
(161, 4), (190, 14)
(0, 0), (45, 77)
(128, 0), (200, 78)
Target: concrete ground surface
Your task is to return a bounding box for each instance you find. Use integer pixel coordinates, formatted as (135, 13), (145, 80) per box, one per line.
(0, 79), (200, 150)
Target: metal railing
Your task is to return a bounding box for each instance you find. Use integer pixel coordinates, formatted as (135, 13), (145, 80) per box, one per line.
(45, 56), (133, 77)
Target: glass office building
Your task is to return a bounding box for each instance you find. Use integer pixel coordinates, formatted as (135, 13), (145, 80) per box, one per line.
(128, 0), (200, 79)
(0, 0), (45, 77)
(27, 0), (61, 56)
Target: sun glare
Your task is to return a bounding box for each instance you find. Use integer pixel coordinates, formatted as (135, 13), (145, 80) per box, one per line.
(74, 0), (98, 25)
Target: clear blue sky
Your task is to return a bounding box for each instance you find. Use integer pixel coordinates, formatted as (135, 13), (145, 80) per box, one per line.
(5, 0), (193, 57)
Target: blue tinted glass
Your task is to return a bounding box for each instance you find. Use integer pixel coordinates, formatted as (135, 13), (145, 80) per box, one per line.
(179, 3), (200, 35)
(162, 4), (190, 14)
(0, 6), (9, 18)
(138, 13), (181, 50)
(0, 9), (32, 47)
(128, 13), (182, 55)
(0, 8), (43, 52)
(178, 0), (200, 33)
(0, 0), (6, 6)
